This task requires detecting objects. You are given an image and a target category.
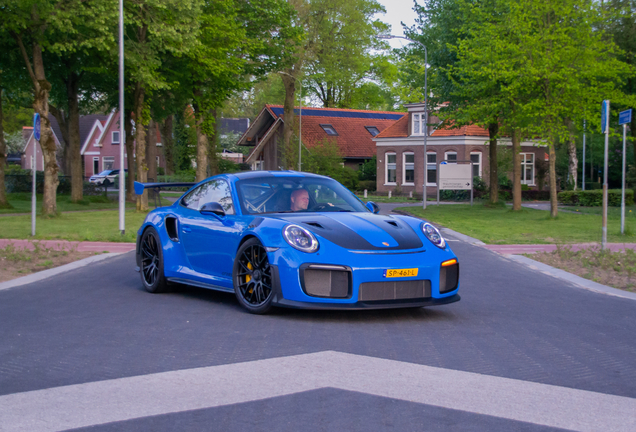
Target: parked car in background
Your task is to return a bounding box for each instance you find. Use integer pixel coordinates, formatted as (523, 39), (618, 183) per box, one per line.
(89, 169), (127, 186)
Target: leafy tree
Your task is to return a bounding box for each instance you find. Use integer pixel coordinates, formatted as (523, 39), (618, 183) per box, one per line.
(124, 0), (202, 210)
(452, 0), (634, 217)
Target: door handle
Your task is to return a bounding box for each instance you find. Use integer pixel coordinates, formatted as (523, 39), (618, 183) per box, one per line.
(182, 225), (192, 233)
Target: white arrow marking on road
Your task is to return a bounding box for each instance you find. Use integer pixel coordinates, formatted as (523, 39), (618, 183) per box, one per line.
(0, 351), (635, 432)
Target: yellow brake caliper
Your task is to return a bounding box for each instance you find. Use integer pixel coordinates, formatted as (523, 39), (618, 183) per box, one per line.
(246, 262), (253, 293)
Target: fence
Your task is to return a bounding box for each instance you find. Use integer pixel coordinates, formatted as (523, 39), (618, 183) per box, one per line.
(4, 175), (104, 196)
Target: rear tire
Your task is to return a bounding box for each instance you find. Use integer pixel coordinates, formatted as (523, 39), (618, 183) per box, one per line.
(140, 227), (169, 293)
(233, 238), (274, 314)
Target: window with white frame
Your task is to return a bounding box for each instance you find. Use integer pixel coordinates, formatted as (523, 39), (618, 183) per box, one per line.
(521, 153), (535, 185)
(112, 131), (120, 144)
(412, 113), (426, 136)
(103, 156), (115, 171)
(385, 153), (397, 184)
(93, 157), (99, 174)
(470, 152), (482, 178)
(445, 151), (457, 162)
(156, 156), (160, 168)
(427, 152), (437, 185)
(403, 153), (415, 185)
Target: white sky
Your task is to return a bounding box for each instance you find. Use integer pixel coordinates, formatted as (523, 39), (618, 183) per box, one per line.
(375, 0), (421, 49)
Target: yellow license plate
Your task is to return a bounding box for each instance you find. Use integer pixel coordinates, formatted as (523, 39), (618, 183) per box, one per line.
(384, 268), (418, 278)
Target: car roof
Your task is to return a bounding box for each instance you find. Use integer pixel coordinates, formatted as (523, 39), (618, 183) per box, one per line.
(229, 170), (329, 181)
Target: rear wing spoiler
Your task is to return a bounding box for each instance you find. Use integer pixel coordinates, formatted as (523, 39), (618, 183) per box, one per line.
(134, 181), (197, 208)
(133, 181), (197, 196)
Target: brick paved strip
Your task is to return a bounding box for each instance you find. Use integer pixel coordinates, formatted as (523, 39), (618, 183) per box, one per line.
(0, 351), (634, 432)
(483, 243), (636, 255)
(0, 239), (135, 254)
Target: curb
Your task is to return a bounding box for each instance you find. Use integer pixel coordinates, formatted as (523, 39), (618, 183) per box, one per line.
(440, 228), (485, 246)
(0, 252), (126, 292)
(506, 254), (636, 302)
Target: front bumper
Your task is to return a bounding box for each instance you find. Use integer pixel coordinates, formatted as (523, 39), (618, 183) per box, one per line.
(273, 293), (460, 310)
(267, 244), (460, 310)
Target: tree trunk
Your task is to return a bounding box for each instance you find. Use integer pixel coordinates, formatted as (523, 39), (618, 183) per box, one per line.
(125, 110), (136, 202)
(281, 70), (297, 170)
(16, 33), (58, 215)
(207, 108), (218, 176)
(64, 73), (82, 202)
(192, 96), (209, 182)
(50, 86), (82, 203)
(195, 115), (208, 182)
(32, 50), (58, 215)
(512, 128), (522, 211)
(147, 120), (157, 182)
(566, 119), (578, 190)
(549, 143), (558, 218)
(134, 83), (148, 211)
(488, 122), (499, 204)
(0, 88), (9, 208)
(159, 115), (175, 175)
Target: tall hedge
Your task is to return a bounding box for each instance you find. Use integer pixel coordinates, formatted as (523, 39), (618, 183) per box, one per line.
(558, 189), (634, 206)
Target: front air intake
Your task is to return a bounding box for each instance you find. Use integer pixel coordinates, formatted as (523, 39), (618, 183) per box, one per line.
(300, 265), (351, 298)
(359, 280), (431, 301)
(439, 262), (459, 293)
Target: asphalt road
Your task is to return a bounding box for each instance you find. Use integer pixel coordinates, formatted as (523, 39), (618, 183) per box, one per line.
(1, 238), (635, 431)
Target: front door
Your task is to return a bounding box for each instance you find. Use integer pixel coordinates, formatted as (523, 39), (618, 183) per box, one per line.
(179, 179), (240, 283)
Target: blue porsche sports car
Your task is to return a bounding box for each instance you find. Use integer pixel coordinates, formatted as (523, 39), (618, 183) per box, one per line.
(135, 171), (460, 314)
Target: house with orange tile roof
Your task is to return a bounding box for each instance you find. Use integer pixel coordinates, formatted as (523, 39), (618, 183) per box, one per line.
(238, 104), (405, 171)
(373, 102), (546, 197)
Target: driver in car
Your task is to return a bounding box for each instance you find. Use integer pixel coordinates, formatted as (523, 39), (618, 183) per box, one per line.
(290, 188), (309, 212)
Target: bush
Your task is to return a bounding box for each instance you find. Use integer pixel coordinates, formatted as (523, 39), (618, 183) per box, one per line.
(358, 180), (376, 192)
(522, 190), (550, 201)
(558, 189), (634, 207)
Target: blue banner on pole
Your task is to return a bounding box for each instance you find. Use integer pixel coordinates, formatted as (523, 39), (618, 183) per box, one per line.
(619, 109), (632, 126)
(601, 100), (609, 133)
(33, 113), (41, 141)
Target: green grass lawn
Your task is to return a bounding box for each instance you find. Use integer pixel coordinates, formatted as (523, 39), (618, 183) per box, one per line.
(0, 193), (172, 215)
(355, 194), (427, 204)
(559, 204), (636, 218)
(0, 210), (147, 243)
(400, 203), (636, 244)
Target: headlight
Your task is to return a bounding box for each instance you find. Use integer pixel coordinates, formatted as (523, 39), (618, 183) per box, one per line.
(421, 222), (446, 249)
(283, 224), (319, 253)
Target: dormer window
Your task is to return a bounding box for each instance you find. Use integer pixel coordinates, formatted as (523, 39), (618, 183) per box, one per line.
(112, 131), (120, 144)
(365, 126), (380, 137)
(320, 124), (338, 136)
(412, 113), (426, 136)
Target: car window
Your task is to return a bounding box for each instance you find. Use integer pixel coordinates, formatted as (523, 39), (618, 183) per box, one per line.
(97, 170), (113, 176)
(181, 179), (234, 214)
(236, 176), (368, 215)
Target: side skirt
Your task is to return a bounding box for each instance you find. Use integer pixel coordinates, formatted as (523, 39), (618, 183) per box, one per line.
(166, 277), (234, 293)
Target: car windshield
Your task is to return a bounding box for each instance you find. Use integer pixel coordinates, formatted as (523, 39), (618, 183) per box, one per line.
(236, 176), (369, 215)
(97, 170), (114, 176)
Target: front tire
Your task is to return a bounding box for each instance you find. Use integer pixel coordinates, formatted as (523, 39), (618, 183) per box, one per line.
(233, 238), (274, 314)
(140, 227), (169, 293)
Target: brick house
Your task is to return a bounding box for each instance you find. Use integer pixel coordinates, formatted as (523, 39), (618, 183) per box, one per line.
(21, 111), (166, 178)
(238, 105), (405, 171)
(373, 102), (546, 196)
(80, 111), (165, 178)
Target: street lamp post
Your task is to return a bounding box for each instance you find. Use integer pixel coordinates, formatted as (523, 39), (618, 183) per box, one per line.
(279, 72), (303, 171)
(118, 0), (125, 235)
(378, 35), (428, 209)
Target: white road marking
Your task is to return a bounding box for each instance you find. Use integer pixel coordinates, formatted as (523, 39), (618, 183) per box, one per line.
(0, 351), (634, 432)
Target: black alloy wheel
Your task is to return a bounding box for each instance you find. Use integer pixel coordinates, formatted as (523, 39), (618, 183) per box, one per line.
(233, 238), (274, 314)
(140, 228), (169, 293)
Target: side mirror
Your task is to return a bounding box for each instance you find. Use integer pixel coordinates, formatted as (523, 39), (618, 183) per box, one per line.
(200, 202), (225, 217)
(366, 201), (380, 214)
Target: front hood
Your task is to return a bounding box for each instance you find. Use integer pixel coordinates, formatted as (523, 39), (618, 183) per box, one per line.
(273, 212), (423, 251)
